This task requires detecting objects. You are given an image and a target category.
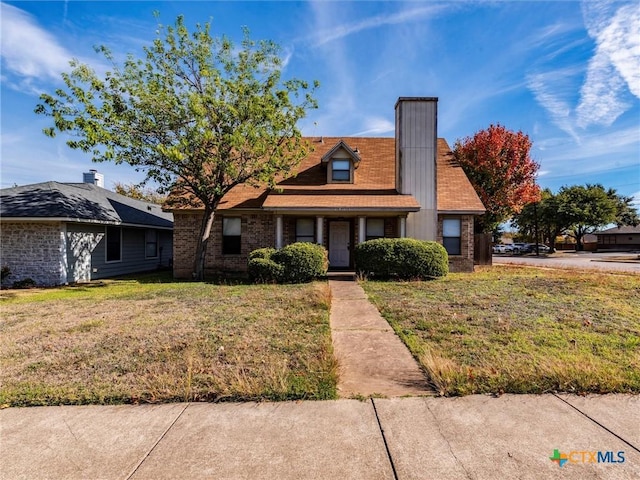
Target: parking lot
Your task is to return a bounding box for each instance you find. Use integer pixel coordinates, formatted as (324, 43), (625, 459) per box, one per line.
(493, 251), (640, 273)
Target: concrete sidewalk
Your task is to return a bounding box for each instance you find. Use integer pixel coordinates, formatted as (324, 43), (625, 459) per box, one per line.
(329, 278), (432, 397)
(1, 394), (639, 479)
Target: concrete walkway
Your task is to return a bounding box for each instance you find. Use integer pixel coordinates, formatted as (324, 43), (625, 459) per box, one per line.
(328, 278), (432, 397)
(2, 394), (639, 479)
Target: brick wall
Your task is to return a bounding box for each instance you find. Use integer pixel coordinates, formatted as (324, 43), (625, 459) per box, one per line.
(172, 212), (275, 278)
(172, 212), (201, 278)
(437, 214), (475, 272)
(0, 222), (65, 286)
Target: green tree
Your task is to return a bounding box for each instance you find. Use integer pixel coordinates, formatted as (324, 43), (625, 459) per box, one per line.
(557, 184), (638, 251)
(35, 16), (318, 280)
(453, 124), (541, 233)
(113, 182), (166, 205)
(512, 189), (568, 253)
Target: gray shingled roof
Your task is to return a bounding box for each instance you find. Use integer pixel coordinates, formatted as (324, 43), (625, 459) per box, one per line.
(597, 225), (640, 235)
(0, 182), (173, 229)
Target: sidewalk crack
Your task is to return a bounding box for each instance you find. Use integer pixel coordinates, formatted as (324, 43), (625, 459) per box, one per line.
(370, 398), (399, 480)
(125, 403), (190, 479)
(424, 401), (473, 480)
(552, 394), (640, 454)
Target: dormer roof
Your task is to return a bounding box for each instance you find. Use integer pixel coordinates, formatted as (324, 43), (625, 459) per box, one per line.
(320, 139), (361, 169)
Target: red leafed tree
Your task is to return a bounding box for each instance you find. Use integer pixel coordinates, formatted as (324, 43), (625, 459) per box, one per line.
(453, 124), (541, 233)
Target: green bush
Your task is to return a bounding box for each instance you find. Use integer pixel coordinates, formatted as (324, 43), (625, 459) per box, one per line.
(355, 238), (448, 280)
(247, 243), (328, 284)
(272, 243), (328, 283)
(248, 257), (284, 283)
(248, 247), (276, 261)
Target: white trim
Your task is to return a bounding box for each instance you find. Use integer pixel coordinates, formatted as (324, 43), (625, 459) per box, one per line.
(60, 223), (69, 285)
(316, 216), (324, 245)
(275, 215), (283, 249)
(358, 216), (366, 244)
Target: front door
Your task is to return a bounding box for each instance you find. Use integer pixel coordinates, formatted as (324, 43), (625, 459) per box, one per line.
(329, 221), (350, 268)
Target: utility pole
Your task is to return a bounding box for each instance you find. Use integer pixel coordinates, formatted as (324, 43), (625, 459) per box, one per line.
(534, 202), (540, 256)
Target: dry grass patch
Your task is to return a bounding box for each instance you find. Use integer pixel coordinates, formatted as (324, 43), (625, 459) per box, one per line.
(0, 274), (337, 406)
(362, 266), (640, 396)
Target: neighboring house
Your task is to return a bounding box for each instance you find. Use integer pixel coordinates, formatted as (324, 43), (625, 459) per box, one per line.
(169, 97), (485, 277)
(0, 171), (173, 286)
(596, 225), (640, 251)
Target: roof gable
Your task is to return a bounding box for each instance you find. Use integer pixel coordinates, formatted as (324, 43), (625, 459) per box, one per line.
(0, 182), (173, 228)
(320, 139), (361, 168)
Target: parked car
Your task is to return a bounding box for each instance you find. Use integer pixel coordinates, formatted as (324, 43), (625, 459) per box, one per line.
(493, 244), (514, 254)
(531, 244), (550, 253)
(511, 243), (527, 255)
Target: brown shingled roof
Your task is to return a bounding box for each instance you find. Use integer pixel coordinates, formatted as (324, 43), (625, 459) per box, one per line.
(172, 136), (484, 214)
(436, 138), (486, 214)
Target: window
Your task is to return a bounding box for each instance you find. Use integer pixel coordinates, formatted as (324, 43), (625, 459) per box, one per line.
(106, 226), (122, 262)
(442, 218), (461, 255)
(222, 217), (242, 254)
(145, 230), (158, 258)
(296, 218), (315, 243)
(366, 219), (385, 240)
(332, 159), (351, 182)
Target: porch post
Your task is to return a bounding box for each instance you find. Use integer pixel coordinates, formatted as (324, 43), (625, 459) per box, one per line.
(275, 215), (283, 249)
(358, 216), (366, 244)
(399, 216), (407, 238)
(316, 216), (324, 245)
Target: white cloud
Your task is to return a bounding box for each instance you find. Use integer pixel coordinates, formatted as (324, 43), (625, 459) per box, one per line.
(351, 117), (395, 136)
(307, 3), (445, 47)
(575, 49), (630, 128)
(527, 2), (639, 138)
(576, 2), (639, 127)
(630, 191), (640, 209)
(596, 3), (640, 98)
(0, 3), (72, 81)
(527, 69), (580, 140)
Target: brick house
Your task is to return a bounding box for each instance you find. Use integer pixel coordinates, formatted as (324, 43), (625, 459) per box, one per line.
(596, 225), (640, 251)
(0, 171), (173, 286)
(170, 97), (485, 277)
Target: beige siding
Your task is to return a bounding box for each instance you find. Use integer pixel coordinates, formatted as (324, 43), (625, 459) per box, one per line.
(395, 98), (437, 240)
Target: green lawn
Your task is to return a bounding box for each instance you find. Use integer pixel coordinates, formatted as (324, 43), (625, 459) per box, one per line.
(362, 266), (640, 396)
(0, 274), (337, 406)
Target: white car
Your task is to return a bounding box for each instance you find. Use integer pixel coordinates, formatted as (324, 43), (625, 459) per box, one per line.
(492, 244), (514, 254)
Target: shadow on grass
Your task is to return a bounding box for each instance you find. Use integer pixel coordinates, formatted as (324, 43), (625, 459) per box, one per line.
(111, 269), (254, 286)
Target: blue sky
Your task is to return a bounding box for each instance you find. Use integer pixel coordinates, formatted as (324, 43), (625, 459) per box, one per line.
(1, 1), (639, 207)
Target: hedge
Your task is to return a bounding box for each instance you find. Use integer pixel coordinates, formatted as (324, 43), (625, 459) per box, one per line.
(248, 243), (328, 284)
(355, 238), (448, 280)
(247, 257), (284, 283)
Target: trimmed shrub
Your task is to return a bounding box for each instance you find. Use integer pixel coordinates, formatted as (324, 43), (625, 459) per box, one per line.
(248, 257), (284, 283)
(272, 242), (329, 284)
(355, 238), (448, 280)
(248, 247), (276, 261)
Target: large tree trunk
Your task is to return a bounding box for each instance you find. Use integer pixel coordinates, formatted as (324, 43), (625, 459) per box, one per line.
(193, 206), (215, 281)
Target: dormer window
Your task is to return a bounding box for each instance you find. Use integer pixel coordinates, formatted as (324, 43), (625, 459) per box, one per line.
(321, 139), (361, 184)
(332, 159), (351, 182)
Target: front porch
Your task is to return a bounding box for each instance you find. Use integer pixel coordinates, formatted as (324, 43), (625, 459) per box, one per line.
(274, 214), (408, 270)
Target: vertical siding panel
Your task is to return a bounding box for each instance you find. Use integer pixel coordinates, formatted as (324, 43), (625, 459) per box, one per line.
(396, 98), (438, 240)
